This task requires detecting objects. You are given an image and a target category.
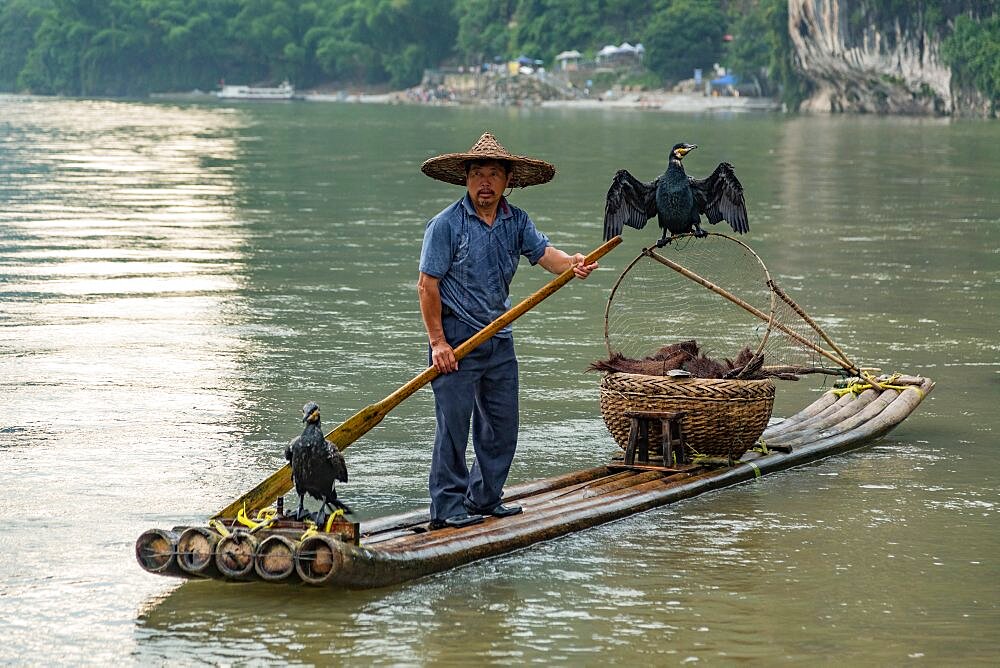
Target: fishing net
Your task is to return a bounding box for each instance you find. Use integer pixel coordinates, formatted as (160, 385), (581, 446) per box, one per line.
(604, 234), (774, 374)
(602, 233), (856, 379)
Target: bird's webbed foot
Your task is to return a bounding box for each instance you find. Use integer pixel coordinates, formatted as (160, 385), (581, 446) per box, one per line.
(693, 226), (708, 238)
(655, 236), (670, 248)
(286, 496), (312, 521)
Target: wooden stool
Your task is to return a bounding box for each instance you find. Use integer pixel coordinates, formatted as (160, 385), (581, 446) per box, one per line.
(622, 410), (687, 468)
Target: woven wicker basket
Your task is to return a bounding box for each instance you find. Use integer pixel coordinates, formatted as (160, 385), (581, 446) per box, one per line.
(600, 372), (775, 460)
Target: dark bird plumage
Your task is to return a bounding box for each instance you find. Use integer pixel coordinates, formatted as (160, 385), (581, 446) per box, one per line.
(284, 402), (351, 521)
(603, 143), (749, 246)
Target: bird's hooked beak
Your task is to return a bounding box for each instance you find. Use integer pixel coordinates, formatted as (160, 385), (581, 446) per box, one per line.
(674, 144), (698, 159)
(303, 407), (320, 423)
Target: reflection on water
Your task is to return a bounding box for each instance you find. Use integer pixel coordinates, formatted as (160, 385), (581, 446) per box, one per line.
(0, 96), (254, 662)
(1, 96), (998, 664)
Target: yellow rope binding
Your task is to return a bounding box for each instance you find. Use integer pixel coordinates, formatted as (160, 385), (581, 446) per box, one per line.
(236, 504), (278, 533)
(324, 509), (346, 533)
(300, 520), (318, 541)
(208, 519), (231, 538)
(830, 373), (923, 399)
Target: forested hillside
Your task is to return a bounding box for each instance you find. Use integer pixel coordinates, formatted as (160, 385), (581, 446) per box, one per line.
(0, 0), (816, 100)
(0, 0), (995, 114)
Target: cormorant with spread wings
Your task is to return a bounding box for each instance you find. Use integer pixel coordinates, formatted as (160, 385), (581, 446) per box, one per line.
(603, 143), (748, 246)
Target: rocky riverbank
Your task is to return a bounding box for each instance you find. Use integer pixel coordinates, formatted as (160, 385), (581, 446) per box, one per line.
(302, 74), (780, 113)
(302, 89), (780, 113)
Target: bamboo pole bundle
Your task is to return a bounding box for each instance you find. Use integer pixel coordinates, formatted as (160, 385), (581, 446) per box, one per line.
(498, 466), (616, 505)
(766, 389), (881, 443)
(135, 378), (934, 588)
(293, 380), (936, 589)
(774, 389), (904, 448)
(326, 469), (709, 587)
(387, 471), (673, 552)
(750, 378), (933, 466)
(297, 468), (731, 588)
(365, 466), (656, 548)
(408, 476), (691, 552)
(761, 391), (840, 437)
(763, 391), (859, 438)
(359, 471), (647, 548)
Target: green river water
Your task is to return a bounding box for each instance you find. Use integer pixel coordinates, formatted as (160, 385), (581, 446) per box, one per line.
(1, 94), (997, 664)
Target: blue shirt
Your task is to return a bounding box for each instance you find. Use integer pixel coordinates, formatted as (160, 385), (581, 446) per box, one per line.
(420, 194), (550, 336)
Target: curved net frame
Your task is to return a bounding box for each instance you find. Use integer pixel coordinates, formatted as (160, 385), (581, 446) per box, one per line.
(604, 233), (776, 364)
(604, 233), (860, 379)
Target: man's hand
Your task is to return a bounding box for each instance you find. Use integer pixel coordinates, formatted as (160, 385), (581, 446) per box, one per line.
(568, 252), (598, 279)
(419, 272), (459, 373)
(540, 247), (599, 278)
(430, 339), (458, 374)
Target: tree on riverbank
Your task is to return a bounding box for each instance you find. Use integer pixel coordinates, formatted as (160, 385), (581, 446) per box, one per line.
(943, 14), (1000, 115)
(3, 0), (457, 95)
(0, 0), (792, 97)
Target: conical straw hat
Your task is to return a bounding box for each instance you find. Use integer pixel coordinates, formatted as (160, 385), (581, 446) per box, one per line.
(421, 131), (556, 188)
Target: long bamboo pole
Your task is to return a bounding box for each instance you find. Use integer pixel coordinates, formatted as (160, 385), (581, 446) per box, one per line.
(213, 236), (623, 519)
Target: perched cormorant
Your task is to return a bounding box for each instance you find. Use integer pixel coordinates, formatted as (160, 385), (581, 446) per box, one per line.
(603, 143), (748, 246)
(284, 402), (351, 522)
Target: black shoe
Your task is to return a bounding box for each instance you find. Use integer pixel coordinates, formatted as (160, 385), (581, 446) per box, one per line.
(485, 503), (522, 518)
(428, 513), (484, 530)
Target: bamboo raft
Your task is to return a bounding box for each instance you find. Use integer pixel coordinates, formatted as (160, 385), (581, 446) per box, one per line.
(136, 374), (933, 589)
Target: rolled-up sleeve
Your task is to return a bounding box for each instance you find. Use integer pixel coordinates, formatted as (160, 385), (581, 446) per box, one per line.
(419, 215), (452, 278)
(520, 215), (550, 265)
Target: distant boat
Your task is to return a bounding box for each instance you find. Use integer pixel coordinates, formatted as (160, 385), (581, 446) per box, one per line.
(217, 81), (297, 100)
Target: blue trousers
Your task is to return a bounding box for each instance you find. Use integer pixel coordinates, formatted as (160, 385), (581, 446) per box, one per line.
(429, 315), (519, 521)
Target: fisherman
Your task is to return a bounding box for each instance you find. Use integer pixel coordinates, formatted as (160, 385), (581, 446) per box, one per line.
(417, 131), (598, 530)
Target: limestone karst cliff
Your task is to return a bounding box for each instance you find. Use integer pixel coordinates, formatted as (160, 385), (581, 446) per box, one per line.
(788, 0), (991, 116)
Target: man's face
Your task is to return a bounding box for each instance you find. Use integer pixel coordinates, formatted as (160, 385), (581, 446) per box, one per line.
(466, 161), (510, 210)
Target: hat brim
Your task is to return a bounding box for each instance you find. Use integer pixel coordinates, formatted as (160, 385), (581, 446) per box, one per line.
(421, 152), (555, 188)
